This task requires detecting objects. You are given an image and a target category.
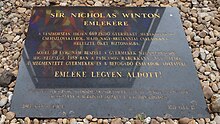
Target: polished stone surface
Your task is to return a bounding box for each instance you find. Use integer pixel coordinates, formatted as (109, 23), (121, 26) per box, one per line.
(11, 7), (209, 118)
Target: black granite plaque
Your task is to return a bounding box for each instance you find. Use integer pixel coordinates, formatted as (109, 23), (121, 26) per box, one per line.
(11, 7), (209, 118)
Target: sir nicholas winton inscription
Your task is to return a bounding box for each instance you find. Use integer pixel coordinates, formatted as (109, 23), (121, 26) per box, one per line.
(50, 12), (160, 26)
(11, 7), (209, 118)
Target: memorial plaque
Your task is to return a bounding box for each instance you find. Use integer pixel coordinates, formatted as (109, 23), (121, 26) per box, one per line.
(11, 7), (209, 118)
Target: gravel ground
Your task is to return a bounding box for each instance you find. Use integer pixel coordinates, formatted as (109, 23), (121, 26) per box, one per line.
(0, 0), (220, 124)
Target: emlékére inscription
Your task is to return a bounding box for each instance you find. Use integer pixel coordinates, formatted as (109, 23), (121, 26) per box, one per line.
(11, 7), (209, 118)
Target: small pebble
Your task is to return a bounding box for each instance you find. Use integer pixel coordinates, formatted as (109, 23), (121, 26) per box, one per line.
(194, 36), (201, 42)
(86, 115), (93, 121)
(203, 86), (214, 99)
(0, 44), (4, 52)
(17, 7), (26, 13)
(210, 94), (220, 112)
(5, 112), (15, 120)
(94, 1), (102, 6)
(111, 118), (122, 124)
(0, 97), (7, 107)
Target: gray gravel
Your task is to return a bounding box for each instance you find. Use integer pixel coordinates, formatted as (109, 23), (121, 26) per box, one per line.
(0, 0), (220, 123)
